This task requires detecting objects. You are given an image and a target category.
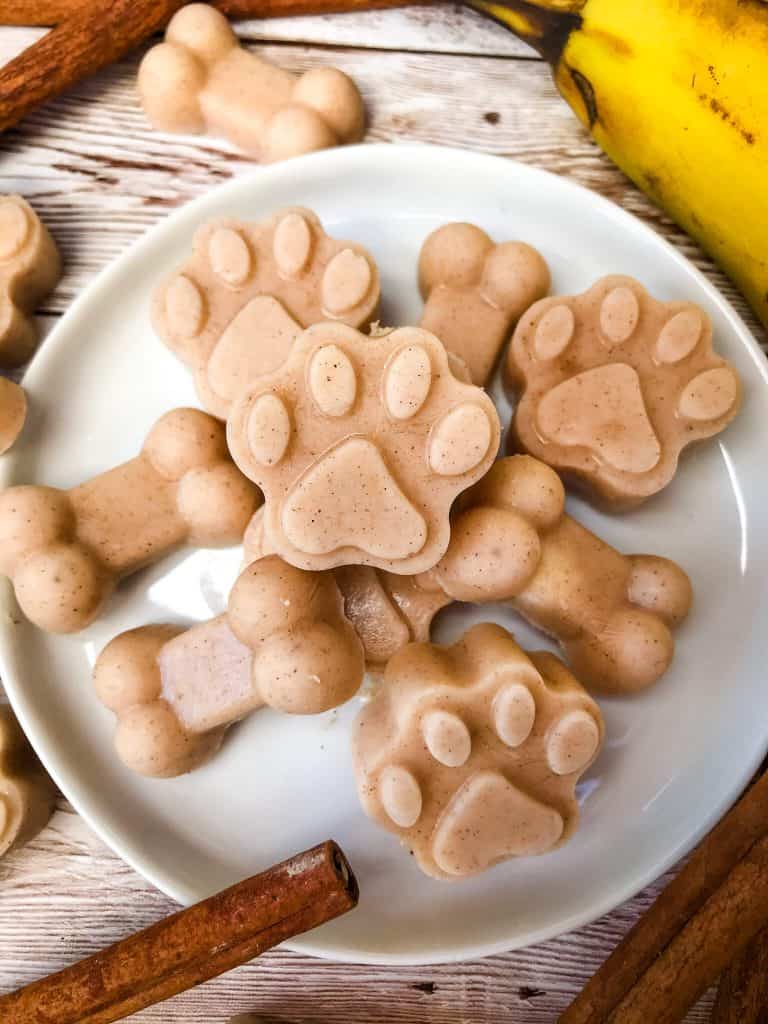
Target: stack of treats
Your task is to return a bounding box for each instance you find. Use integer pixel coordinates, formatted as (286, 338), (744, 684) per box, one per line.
(0, 202), (741, 881)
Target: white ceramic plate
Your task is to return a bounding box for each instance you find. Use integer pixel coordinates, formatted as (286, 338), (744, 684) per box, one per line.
(2, 144), (767, 966)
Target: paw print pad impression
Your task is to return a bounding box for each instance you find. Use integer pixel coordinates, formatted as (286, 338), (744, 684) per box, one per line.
(506, 275), (741, 506)
(227, 324), (501, 574)
(352, 623), (603, 879)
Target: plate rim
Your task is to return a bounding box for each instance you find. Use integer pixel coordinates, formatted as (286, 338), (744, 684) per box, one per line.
(2, 142), (767, 966)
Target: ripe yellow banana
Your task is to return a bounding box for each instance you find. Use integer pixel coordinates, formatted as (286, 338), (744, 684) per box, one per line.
(470, 0), (768, 331)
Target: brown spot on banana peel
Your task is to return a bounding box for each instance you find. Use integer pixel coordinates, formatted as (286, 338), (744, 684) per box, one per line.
(696, 90), (756, 145)
(567, 67), (599, 128)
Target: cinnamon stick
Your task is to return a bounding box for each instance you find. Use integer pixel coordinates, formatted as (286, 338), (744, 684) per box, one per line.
(0, 840), (358, 1024)
(560, 770), (768, 1024)
(0, 0), (405, 134)
(711, 927), (768, 1024)
(0, 0), (411, 28)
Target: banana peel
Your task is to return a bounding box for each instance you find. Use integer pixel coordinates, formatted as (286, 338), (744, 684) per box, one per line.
(470, 0), (768, 331)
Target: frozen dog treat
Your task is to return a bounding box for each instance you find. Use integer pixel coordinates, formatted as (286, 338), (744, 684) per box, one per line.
(353, 622), (603, 879)
(506, 275), (742, 506)
(419, 222), (550, 385)
(152, 208), (380, 418)
(0, 195), (61, 368)
(228, 323), (500, 575)
(244, 507), (451, 670)
(94, 555), (364, 777)
(0, 377), (26, 454)
(0, 704), (57, 858)
(432, 456), (692, 694)
(0, 408), (259, 634)
(138, 4), (365, 162)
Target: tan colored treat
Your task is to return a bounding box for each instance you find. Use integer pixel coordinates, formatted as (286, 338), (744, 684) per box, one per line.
(0, 408), (260, 634)
(431, 456), (692, 694)
(0, 195), (61, 368)
(138, 5), (365, 162)
(352, 623), (603, 880)
(152, 207), (380, 418)
(0, 377), (27, 454)
(419, 222), (550, 386)
(228, 323), (500, 575)
(0, 704), (57, 857)
(244, 506), (451, 670)
(94, 556), (364, 777)
(506, 275), (742, 507)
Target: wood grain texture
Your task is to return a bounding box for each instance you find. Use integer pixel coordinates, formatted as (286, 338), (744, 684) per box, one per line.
(0, 9), (763, 1023)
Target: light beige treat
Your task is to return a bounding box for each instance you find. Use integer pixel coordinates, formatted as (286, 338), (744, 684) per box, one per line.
(0, 195), (61, 368)
(244, 507), (452, 670)
(227, 323), (500, 575)
(0, 704), (57, 857)
(138, 5), (365, 162)
(431, 455), (692, 694)
(0, 408), (260, 634)
(419, 222), (550, 386)
(94, 555), (365, 777)
(506, 275), (742, 507)
(152, 207), (380, 418)
(352, 622), (603, 880)
(0, 377), (27, 454)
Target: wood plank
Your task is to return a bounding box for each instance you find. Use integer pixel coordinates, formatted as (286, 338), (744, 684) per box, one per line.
(0, 6), (533, 63)
(0, 44), (762, 344)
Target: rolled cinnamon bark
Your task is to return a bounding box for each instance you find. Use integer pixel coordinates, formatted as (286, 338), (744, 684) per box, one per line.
(560, 770), (768, 1024)
(711, 927), (768, 1024)
(0, 841), (358, 1024)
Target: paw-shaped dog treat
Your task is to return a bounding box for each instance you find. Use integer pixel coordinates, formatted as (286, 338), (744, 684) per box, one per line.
(152, 207), (380, 418)
(0, 408), (259, 634)
(432, 456), (692, 694)
(506, 275), (742, 506)
(0, 195), (61, 368)
(94, 556), (364, 777)
(419, 222), (550, 386)
(228, 323), (500, 574)
(0, 377), (26, 454)
(0, 704), (57, 857)
(353, 622), (603, 879)
(138, 5), (365, 162)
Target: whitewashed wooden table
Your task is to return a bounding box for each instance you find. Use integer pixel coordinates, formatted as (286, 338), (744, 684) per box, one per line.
(0, 7), (764, 1022)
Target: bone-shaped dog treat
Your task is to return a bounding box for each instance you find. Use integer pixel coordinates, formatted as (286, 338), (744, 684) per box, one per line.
(506, 275), (742, 506)
(0, 704), (57, 858)
(0, 408), (260, 634)
(152, 207), (380, 419)
(94, 556), (364, 777)
(418, 222), (550, 386)
(138, 5), (365, 163)
(0, 377), (26, 454)
(228, 323), (501, 575)
(431, 456), (692, 694)
(353, 622), (604, 879)
(0, 195), (61, 368)
(243, 507), (452, 670)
